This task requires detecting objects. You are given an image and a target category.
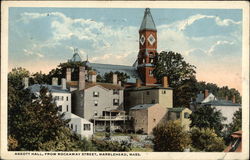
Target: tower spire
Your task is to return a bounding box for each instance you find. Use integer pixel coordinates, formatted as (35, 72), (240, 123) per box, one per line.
(140, 8), (157, 31)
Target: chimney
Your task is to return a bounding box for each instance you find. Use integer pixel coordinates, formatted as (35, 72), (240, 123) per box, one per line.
(136, 79), (141, 88)
(162, 76), (169, 88)
(78, 66), (85, 90)
(113, 74), (117, 85)
(61, 78), (66, 90)
(204, 90), (209, 98)
(66, 68), (71, 82)
(225, 95), (228, 101)
(89, 71), (97, 83)
(52, 77), (58, 86)
(23, 77), (29, 89)
(232, 95), (236, 104)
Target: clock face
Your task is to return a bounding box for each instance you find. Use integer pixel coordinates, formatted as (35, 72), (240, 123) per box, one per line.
(148, 34), (156, 45)
(140, 35), (145, 45)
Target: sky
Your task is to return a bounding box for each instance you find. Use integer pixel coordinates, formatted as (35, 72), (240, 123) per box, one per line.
(8, 7), (242, 93)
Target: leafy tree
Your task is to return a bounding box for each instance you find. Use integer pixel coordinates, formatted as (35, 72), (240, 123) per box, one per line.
(189, 106), (226, 136)
(30, 71), (50, 85)
(152, 120), (191, 151)
(190, 127), (226, 152)
(223, 108), (242, 144)
(99, 71), (130, 85)
(153, 51), (196, 87)
(8, 68), (94, 151)
(153, 51), (197, 107)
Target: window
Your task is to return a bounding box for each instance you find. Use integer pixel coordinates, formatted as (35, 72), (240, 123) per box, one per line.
(149, 70), (153, 77)
(113, 99), (119, 105)
(162, 90), (166, 94)
(176, 113), (180, 119)
(94, 100), (98, 106)
(66, 96), (69, 101)
(71, 124), (73, 129)
(61, 96), (64, 101)
(84, 124), (91, 131)
(113, 89), (119, 95)
(55, 96), (59, 101)
(94, 111), (98, 116)
(93, 91), (99, 97)
(75, 125), (77, 132)
(146, 91), (150, 95)
(151, 100), (156, 104)
(150, 58), (154, 63)
(66, 105), (69, 112)
(153, 119), (156, 122)
(58, 105), (62, 112)
(184, 112), (190, 119)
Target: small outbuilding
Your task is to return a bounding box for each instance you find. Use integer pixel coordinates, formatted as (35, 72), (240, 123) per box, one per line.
(129, 104), (168, 134)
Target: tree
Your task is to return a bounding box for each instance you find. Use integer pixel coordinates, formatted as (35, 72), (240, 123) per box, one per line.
(153, 51), (196, 87)
(8, 68), (94, 151)
(189, 106), (226, 136)
(152, 120), (191, 151)
(223, 108), (242, 144)
(153, 51), (197, 107)
(99, 71), (130, 85)
(190, 127), (226, 152)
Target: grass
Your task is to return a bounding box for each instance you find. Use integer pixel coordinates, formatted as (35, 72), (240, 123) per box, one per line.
(131, 147), (153, 152)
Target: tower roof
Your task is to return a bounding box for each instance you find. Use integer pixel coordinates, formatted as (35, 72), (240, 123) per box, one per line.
(69, 48), (82, 62)
(139, 8), (157, 31)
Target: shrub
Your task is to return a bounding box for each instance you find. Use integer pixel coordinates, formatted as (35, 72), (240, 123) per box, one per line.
(92, 139), (131, 151)
(190, 127), (226, 152)
(152, 120), (191, 152)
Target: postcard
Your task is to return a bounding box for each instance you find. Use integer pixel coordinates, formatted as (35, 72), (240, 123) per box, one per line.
(1, 1), (249, 160)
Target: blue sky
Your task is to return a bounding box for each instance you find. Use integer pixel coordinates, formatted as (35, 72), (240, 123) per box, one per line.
(9, 7), (242, 92)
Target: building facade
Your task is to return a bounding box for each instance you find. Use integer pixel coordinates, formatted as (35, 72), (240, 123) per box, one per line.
(28, 78), (93, 138)
(129, 104), (168, 134)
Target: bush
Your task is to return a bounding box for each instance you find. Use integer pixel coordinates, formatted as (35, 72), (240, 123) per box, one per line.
(92, 139), (131, 151)
(153, 120), (191, 151)
(190, 127), (226, 152)
(136, 129), (143, 134)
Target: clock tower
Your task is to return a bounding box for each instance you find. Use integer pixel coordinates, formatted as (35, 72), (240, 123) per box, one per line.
(137, 8), (158, 85)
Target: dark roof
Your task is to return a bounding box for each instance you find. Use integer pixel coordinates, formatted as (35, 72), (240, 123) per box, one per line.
(203, 100), (241, 107)
(86, 62), (140, 83)
(125, 85), (172, 91)
(139, 8), (157, 31)
(168, 107), (186, 112)
(130, 104), (157, 110)
(67, 81), (124, 90)
(70, 53), (82, 62)
(28, 84), (70, 94)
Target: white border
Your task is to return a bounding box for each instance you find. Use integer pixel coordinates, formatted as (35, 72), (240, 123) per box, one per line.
(1, 1), (249, 160)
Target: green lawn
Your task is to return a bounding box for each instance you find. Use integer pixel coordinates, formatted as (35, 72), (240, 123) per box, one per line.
(131, 147), (153, 152)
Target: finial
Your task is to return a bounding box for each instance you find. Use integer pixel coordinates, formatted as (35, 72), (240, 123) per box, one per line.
(86, 54), (89, 61)
(74, 47), (79, 54)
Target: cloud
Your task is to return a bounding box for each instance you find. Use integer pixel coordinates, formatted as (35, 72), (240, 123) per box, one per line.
(23, 49), (44, 58)
(207, 40), (234, 55)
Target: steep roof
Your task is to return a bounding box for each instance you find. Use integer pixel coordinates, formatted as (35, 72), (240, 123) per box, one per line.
(70, 53), (82, 62)
(67, 81), (124, 90)
(139, 8), (157, 31)
(130, 104), (157, 110)
(28, 84), (70, 94)
(86, 62), (140, 83)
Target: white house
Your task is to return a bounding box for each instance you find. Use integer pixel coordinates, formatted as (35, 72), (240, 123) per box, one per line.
(191, 90), (241, 125)
(28, 78), (93, 138)
(64, 112), (93, 139)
